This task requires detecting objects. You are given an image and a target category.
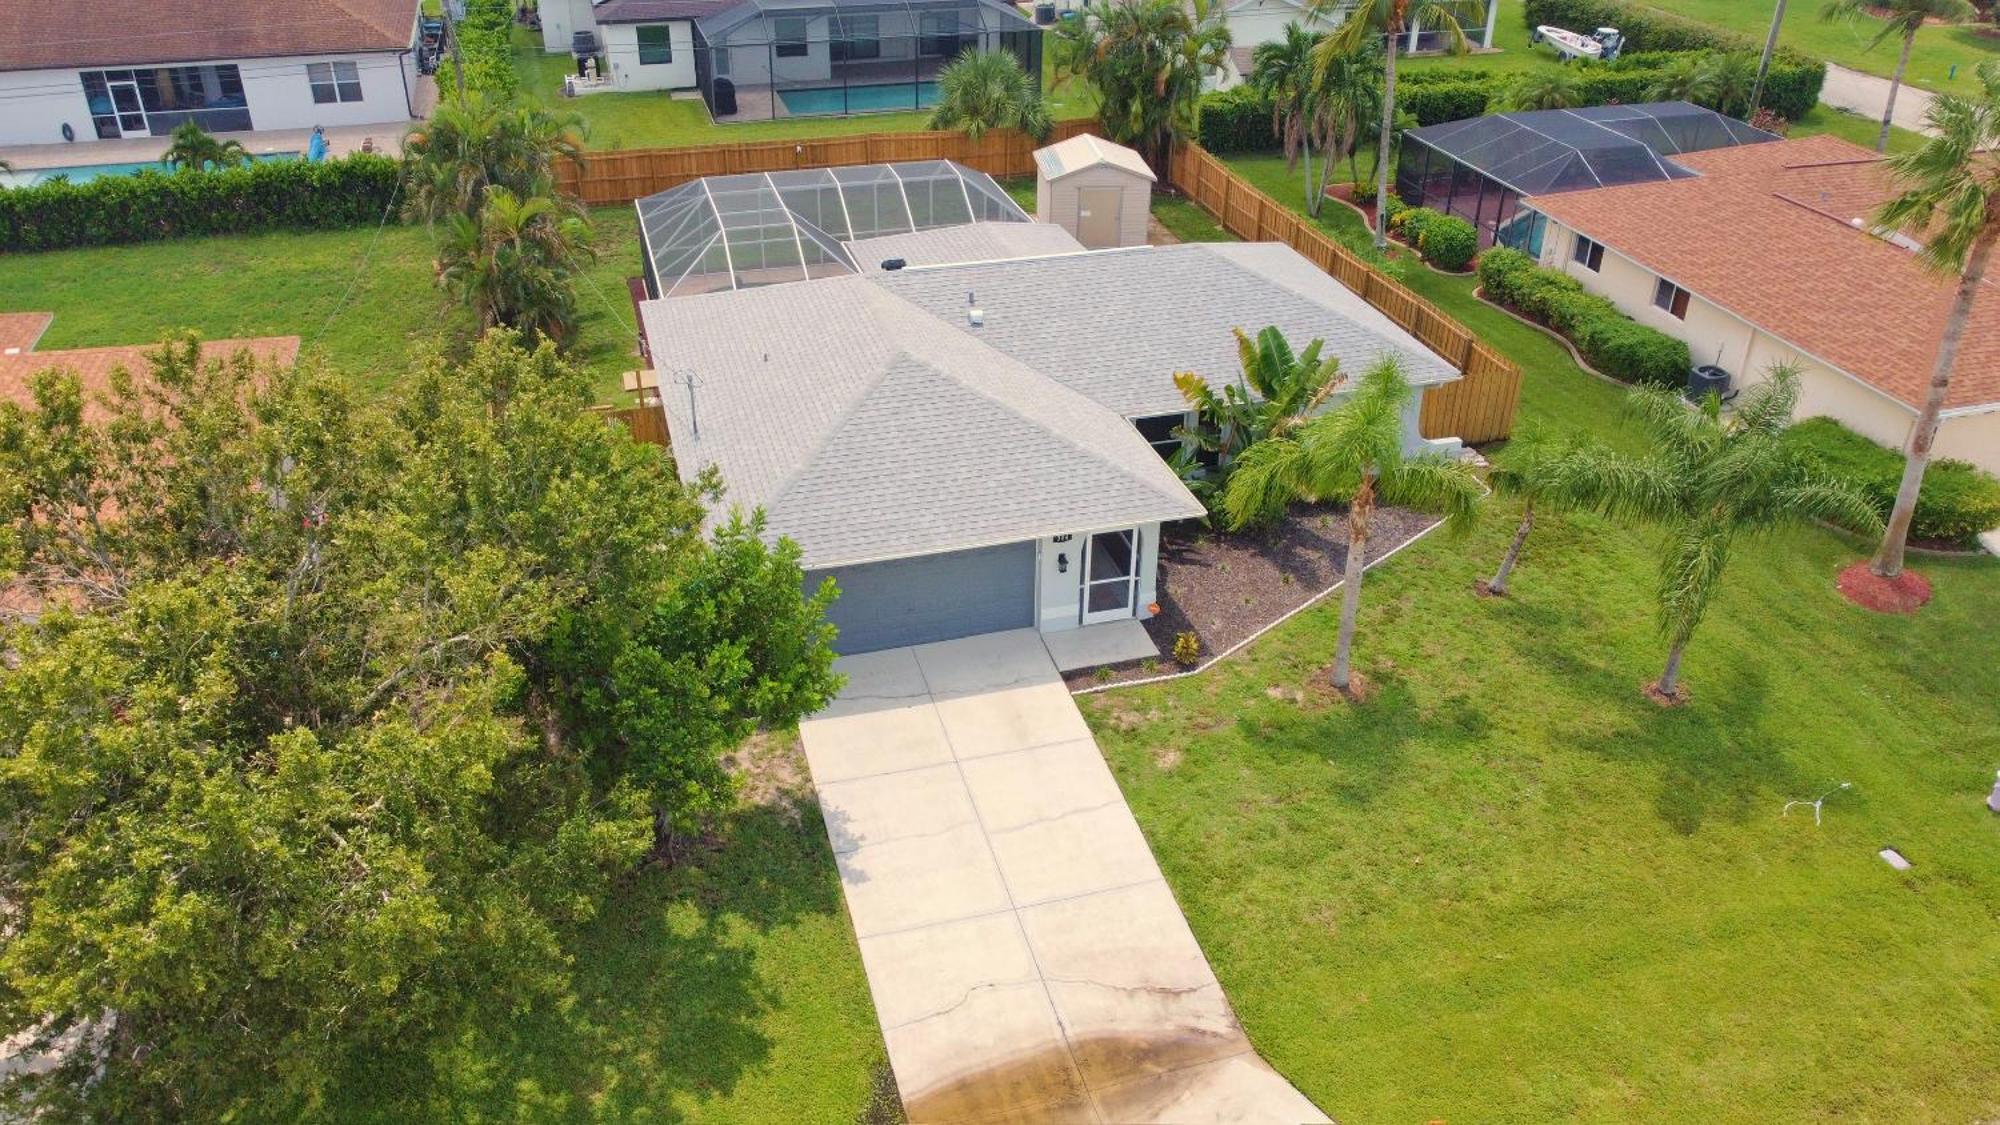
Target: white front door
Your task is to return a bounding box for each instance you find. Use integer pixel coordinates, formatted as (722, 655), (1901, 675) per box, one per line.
(1079, 528), (1140, 625)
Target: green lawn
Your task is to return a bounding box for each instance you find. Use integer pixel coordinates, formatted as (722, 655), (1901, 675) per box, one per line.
(331, 736), (893, 1122)
(1402, 0), (2000, 95)
(510, 29), (1098, 150)
(1095, 151), (2000, 1122)
(0, 208), (646, 404)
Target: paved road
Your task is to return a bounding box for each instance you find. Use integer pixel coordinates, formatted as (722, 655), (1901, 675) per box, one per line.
(1819, 63), (1938, 139)
(800, 630), (1329, 1125)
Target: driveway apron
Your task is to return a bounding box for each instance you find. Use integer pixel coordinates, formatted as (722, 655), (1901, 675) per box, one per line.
(799, 630), (1329, 1124)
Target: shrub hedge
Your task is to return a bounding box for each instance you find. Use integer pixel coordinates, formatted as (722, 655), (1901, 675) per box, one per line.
(1477, 247), (1690, 386)
(1522, 0), (1825, 119)
(1783, 417), (2000, 547)
(0, 155), (404, 253)
(1391, 206), (1479, 270)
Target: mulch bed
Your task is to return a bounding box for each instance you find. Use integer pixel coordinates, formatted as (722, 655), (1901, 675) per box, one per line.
(1061, 501), (1440, 691)
(1835, 560), (1934, 614)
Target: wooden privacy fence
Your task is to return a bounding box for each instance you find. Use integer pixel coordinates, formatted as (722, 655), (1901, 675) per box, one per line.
(591, 403), (669, 447)
(1167, 143), (1521, 444)
(555, 118), (1096, 207)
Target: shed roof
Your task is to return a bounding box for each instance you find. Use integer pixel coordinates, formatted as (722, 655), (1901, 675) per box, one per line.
(1407, 101), (1778, 196)
(0, 0), (418, 72)
(1527, 134), (2000, 414)
(1035, 134), (1156, 183)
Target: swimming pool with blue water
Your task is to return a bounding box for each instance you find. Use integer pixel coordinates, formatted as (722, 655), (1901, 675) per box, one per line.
(779, 81), (940, 116)
(2, 151), (300, 189)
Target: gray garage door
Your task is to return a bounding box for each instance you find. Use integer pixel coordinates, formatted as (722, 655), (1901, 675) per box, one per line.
(806, 541), (1035, 654)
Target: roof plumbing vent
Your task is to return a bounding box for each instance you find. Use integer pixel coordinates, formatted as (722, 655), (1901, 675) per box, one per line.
(967, 290), (984, 327)
(881, 257), (907, 271)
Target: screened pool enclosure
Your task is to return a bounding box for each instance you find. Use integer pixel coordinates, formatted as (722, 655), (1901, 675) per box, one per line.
(636, 160), (1031, 297)
(1395, 102), (1779, 250)
(692, 0), (1042, 121)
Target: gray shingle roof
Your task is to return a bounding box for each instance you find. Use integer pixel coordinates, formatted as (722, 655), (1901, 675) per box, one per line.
(637, 238), (1463, 568)
(874, 241), (1461, 418)
(845, 222), (1085, 272)
(640, 279), (1202, 569)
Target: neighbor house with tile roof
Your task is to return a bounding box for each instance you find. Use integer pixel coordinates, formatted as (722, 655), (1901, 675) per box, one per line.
(0, 0), (423, 148)
(1520, 134), (2000, 474)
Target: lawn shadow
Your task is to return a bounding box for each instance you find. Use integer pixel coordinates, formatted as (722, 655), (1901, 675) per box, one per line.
(1235, 671), (1434, 807)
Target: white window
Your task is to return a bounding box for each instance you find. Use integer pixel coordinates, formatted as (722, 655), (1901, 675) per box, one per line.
(1571, 233), (1604, 272)
(1653, 277), (1691, 320)
(774, 17), (809, 58)
(308, 61), (363, 104)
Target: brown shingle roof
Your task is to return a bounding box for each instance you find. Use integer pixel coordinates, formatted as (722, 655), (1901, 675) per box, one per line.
(0, 0), (419, 73)
(1528, 134), (1999, 414)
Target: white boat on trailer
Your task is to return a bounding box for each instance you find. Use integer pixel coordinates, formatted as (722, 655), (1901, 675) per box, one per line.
(1531, 24), (1623, 62)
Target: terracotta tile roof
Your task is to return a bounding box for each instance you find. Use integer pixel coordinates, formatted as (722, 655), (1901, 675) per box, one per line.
(0, 313), (54, 354)
(1527, 134), (1999, 414)
(0, 321), (300, 425)
(0, 0), (419, 73)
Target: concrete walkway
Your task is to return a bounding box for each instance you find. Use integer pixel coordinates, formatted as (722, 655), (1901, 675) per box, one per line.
(799, 630), (1328, 1125)
(1820, 63), (1937, 139)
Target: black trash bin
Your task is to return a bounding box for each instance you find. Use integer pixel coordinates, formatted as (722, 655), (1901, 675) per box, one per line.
(1035, 2), (1056, 23)
(713, 78), (737, 117)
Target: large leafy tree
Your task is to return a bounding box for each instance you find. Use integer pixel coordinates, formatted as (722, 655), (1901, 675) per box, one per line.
(1593, 368), (1881, 698)
(1866, 59), (2000, 578)
(1223, 356), (1482, 693)
(1821, 0), (1976, 152)
(1312, 0), (1484, 249)
(402, 95), (587, 224)
(0, 331), (839, 1117)
(161, 120), (249, 172)
(928, 48), (1053, 141)
(436, 186), (597, 347)
(1052, 0), (1229, 168)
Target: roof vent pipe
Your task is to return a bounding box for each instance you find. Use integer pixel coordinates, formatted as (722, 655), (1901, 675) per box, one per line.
(881, 258), (907, 271)
(967, 290), (983, 327)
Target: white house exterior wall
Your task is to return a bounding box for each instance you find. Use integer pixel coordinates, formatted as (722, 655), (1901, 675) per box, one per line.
(601, 22), (698, 90)
(1035, 523), (1163, 634)
(1537, 218), (1999, 474)
(1224, 0), (1338, 49)
(542, 0), (598, 52)
(0, 52), (415, 147)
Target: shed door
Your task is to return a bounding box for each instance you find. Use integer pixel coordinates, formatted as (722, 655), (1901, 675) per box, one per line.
(806, 541), (1035, 654)
(1076, 186), (1123, 248)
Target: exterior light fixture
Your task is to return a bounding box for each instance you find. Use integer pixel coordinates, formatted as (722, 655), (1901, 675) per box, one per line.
(1057, 553), (1069, 574)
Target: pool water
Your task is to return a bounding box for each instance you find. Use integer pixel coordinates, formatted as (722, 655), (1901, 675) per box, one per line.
(3, 150), (300, 188)
(780, 81), (939, 116)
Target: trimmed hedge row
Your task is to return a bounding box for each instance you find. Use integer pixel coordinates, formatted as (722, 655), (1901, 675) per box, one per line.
(1522, 0), (1826, 119)
(1195, 85), (1281, 153)
(0, 155), (404, 253)
(458, 0), (519, 99)
(1477, 247), (1690, 387)
(1783, 417), (2000, 547)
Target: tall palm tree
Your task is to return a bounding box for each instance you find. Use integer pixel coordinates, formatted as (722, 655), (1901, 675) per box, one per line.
(1480, 429), (1636, 596)
(1051, 0), (1229, 169)
(162, 121), (250, 172)
(437, 186), (596, 347)
(1750, 0), (1790, 116)
(1254, 23), (1327, 210)
(1311, 0), (1484, 250)
(1821, 0), (1976, 152)
(1319, 39), (1385, 191)
(928, 48), (1053, 141)
(1866, 59), (2000, 578)
(1509, 68), (1581, 111)
(1223, 356), (1482, 693)
(403, 95), (587, 223)
(1595, 368), (1881, 698)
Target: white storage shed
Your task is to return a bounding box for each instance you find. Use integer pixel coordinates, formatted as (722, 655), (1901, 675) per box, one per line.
(1033, 134), (1155, 249)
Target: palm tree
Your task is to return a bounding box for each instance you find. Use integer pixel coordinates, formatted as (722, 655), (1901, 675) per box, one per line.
(1695, 53), (1760, 117)
(162, 121), (250, 172)
(928, 48), (1053, 141)
(1051, 0), (1229, 169)
(1822, 0), (1976, 152)
(1319, 39), (1385, 191)
(1223, 356), (1482, 693)
(1865, 59), (2000, 578)
(1647, 54), (1708, 103)
(436, 186), (596, 347)
(1312, 0), (1483, 250)
(1597, 368), (1881, 698)
(403, 95), (587, 223)
(1509, 68), (1581, 111)
(1479, 429), (1636, 596)
(1254, 23), (1328, 210)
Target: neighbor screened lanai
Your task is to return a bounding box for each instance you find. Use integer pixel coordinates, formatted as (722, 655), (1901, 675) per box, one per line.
(1395, 101), (1780, 251)
(636, 160), (1031, 297)
(692, 0), (1041, 121)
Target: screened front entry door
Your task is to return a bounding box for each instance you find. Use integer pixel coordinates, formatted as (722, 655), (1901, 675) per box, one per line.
(1076, 186), (1121, 248)
(1080, 528), (1140, 625)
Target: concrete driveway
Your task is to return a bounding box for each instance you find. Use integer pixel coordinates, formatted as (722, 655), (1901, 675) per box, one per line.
(799, 630), (1328, 1125)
